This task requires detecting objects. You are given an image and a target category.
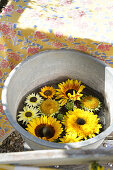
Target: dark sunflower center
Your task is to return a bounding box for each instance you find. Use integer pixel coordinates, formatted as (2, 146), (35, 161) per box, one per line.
(35, 125), (55, 139)
(30, 97), (37, 102)
(25, 112), (32, 117)
(44, 90), (52, 96)
(76, 118), (86, 125)
(66, 89), (77, 96)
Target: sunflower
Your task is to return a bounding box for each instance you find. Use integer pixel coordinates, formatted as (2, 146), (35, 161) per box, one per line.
(17, 106), (39, 124)
(60, 133), (82, 143)
(25, 93), (43, 107)
(55, 79), (85, 106)
(26, 115), (63, 142)
(39, 99), (60, 116)
(62, 109), (102, 139)
(80, 96), (101, 112)
(40, 86), (56, 99)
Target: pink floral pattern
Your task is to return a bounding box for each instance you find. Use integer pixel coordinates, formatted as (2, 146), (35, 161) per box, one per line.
(0, 103), (4, 114)
(3, 4), (14, 14)
(0, 23), (16, 39)
(47, 18), (64, 27)
(0, 44), (4, 51)
(65, 0), (72, 5)
(7, 52), (21, 61)
(0, 129), (5, 137)
(0, 70), (3, 77)
(9, 62), (17, 70)
(93, 56), (107, 63)
(79, 11), (86, 17)
(97, 44), (112, 51)
(55, 32), (63, 38)
(74, 45), (88, 52)
(16, 9), (24, 13)
(66, 36), (74, 42)
(52, 42), (63, 48)
(0, 59), (9, 69)
(28, 47), (39, 54)
(34, 31), (48, 39)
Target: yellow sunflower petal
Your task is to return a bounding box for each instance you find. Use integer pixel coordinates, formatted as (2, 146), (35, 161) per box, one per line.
(56, 79), (85, 105)
(59, 98), (68, 106)
(26, 115), (63, 142)
(60, 132), (82, 143)
(39, 99), (60, 115)
(40, 86), (56, 99)
(62, 109), (102, 139)
(81, 96), (101, 112)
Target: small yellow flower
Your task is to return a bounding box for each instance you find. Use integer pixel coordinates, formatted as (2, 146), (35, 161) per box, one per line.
(60, 132), (82, 143)
(62, 109), (102, 139)
(40, 99), (60, 116)
(81, 96), (101, 112)
(26, 115), (63, 142)
(40, 86), (56, 99)
(56, 79), (85, 106)
(25, 93), (43, 107)
(17, 106), (39, 124)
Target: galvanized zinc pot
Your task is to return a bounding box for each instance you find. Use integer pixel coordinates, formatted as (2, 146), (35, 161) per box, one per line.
(2, 49), (113, 150)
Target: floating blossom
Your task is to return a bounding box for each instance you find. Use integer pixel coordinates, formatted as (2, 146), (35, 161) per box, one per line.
(62, 109), (102, 139)
(89, 162), (109, 170)
(25, 93), (43, 107)
(56, 79), (85, 106)
(40, 86), (56, 99)
(26, 115), (63, 142)
(39, 99), (60, 116)
(60, 132), (82, 143)
(17, 106), (39, 124)
(81, 96), (101, 112)
(17, 78), (104, 144)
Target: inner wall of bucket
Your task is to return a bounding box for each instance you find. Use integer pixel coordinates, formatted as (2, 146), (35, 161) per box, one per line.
(6, 50), (110, 129)
(105, 67), (113, 125)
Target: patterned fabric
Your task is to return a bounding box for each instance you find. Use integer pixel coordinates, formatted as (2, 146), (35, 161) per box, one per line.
(0, 0), (113, 142)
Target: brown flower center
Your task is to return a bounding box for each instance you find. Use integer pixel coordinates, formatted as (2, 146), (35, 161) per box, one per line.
(76, 118), (86, 125)
(44, 90), (52, 96)
(35, 124), (55, 139)
(66, 89), (77, 96)
(25, 112), (32, 117)
(30, 97), (37, 102)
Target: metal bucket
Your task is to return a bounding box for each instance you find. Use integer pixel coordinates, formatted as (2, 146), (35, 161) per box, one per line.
(2, 49), (113, 150)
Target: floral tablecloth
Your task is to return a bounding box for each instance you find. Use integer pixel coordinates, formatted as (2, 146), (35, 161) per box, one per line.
(0, 0), (113, 142)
